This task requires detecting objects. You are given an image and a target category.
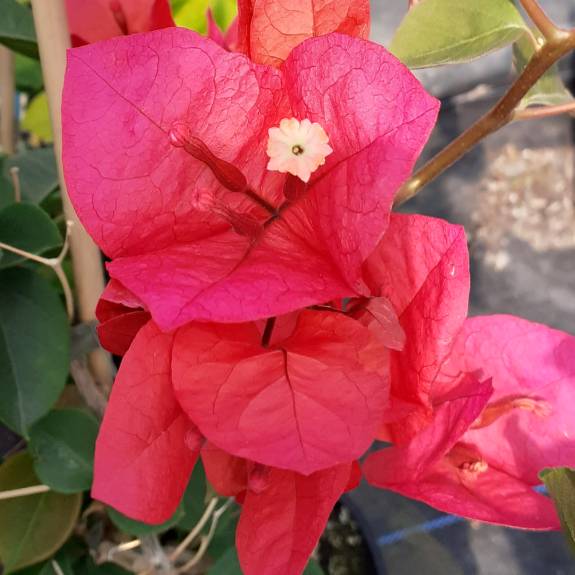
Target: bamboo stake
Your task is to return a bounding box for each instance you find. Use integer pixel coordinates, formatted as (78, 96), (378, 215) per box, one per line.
(0, 484), (50, 500)
(0, 46), (15, 155)
(30, 0), (114, 392)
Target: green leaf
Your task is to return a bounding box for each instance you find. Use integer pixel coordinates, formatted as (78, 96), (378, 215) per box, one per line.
(178, 461), (207, 530)
(513, 32), (574, 109)
(0, 159), (13, 210)
(29, 408), (98, 493)
(15, 54), (43, 94)
(208, 547), (241, 575)
(304, 559), (324, 574)
(0, 203), (62, 269)
(108, 505), (185, 537)
(171, 0), (236, 34)
(0, 452), (82, 573)
(0, 0), (38, 58)
(210, 0), (237, 31)
(390, 0), (527, 69)
(207, 547), (323, 575)
(0, 268), (70, 437)
(541, 467), (575, 553)
(74, 557), (131, 575)
(37, 557), (74, 575)
(171, 0), (210, 32)
(5, 148), (59, 205)
(21, 92), (53, 143)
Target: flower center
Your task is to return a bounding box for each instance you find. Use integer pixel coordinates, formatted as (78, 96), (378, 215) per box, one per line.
(459, 460), (489, 475)
(447, 445), (489, 479)
(267, 118), (333, 183)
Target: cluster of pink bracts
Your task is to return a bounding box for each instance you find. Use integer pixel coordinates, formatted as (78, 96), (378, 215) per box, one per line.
(61, 1), (575, 574)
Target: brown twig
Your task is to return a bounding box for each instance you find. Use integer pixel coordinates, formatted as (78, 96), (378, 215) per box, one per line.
(69, 358), (108, 419)
(395, 28), (575, 206)
(513, 99), (575, 120)
(0, 46), (15, 155)
(519, 0), (566, 41)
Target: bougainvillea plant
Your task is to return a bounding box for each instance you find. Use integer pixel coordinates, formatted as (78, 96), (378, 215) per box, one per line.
(2, 0), (575, 573)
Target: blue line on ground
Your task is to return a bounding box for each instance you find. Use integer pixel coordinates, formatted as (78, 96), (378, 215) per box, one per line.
(375, 485), (548, 547)
(377, 514), (464, 546)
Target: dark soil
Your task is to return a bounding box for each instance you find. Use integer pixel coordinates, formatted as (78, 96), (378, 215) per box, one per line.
(318, 502), (378, 575)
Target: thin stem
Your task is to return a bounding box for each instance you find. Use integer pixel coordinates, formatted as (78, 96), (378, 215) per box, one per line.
(169, 497), (218, 562)
(53, 264), (74, 320)
(519, 0), (565, 41)
(261, 317), (277, 348)
(9, 167), (21, 203)
(395, 31), (575, 206)
(245, 187), (278, 216)
(70, 358), (108, 418)
(107, 539), (142, 560)
(176, 499), (233, 573)
(51, 561), (65, 575)
(0, 221), (75, 320)
(513, 99), (575, 120)
(0, 484), (50, 500)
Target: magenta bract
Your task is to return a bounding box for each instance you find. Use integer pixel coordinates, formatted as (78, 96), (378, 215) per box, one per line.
(62, 29), (439, 329)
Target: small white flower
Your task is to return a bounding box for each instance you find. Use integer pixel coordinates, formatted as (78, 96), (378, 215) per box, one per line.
(266, 118), (333, 183)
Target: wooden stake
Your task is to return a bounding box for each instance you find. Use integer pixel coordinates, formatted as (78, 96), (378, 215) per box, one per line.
(0, 46), (15, 155)
(30, 0), (114, 392)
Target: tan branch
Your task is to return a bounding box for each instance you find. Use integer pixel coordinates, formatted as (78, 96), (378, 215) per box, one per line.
(169, 497), (218, 562)
(0, 484), (50, 500)
(519, 0), (566, 41)
(9, 167), (21, 203)
(0, 46), (15, 155)
(30, 0), (114, 391)
(176, 499), (234, 573)
(395, 30), (575, 206)
(513, 99), (575, 120)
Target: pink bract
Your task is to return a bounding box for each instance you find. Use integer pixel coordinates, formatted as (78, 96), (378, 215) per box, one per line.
(172, 310), (389, 474)
(207, 9), (239, 51)
(236, 0), (370, 66)
(202, 444), (355, 575)
(65, 0), (174, 46)
(362, 213), (470, 443)
(62, 29), (439, 329)
(440, 315), (575, 485)
(92, 321), (199, 523)
(363, 233), (575, 529)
